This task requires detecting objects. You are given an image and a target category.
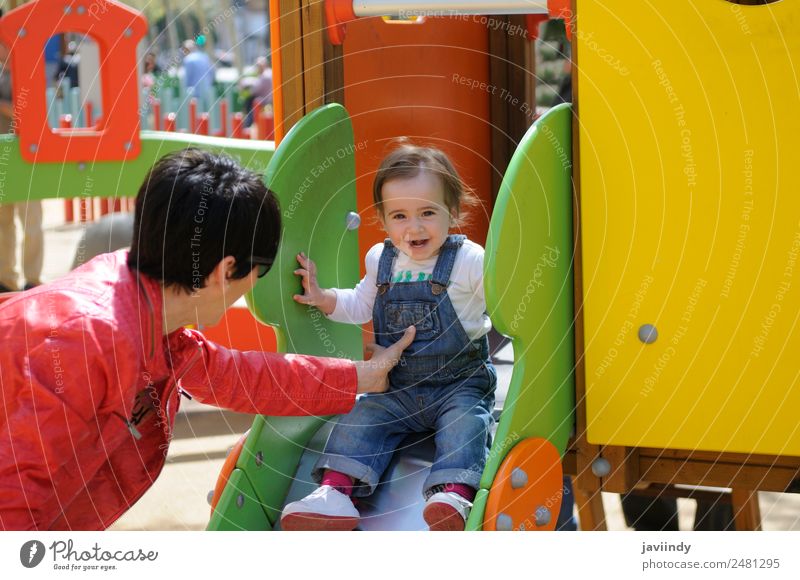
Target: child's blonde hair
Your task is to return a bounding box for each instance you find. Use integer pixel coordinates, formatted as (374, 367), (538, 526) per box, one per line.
(373, 143), (479, 226)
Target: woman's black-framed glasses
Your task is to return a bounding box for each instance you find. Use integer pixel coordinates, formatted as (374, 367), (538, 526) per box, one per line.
(249, 256), (274, 278)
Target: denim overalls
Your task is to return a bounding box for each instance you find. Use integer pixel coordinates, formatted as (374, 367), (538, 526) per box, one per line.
(312, 235), (497, 498)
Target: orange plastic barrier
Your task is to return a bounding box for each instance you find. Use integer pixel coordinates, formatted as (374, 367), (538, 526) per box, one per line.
(0, 0), (146, 163)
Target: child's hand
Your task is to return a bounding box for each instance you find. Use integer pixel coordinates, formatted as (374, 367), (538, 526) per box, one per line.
(293, 252), (337, 314)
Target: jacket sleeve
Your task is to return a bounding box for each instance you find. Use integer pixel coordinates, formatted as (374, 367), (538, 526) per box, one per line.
(168, 328), (358, 416)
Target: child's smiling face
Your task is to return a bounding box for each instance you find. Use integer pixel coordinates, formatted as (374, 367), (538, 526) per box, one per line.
(380, 171), (454, 262)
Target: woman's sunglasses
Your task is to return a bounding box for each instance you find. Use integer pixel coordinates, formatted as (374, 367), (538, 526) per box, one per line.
(249, 256), (274, 278)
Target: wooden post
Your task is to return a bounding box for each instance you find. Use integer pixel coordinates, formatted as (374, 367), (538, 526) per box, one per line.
(573, 487), (607, 531)
(189, 98), (198, 133)
(152, 99), (161, 131)
(232, 112), (245, 139)
(84, 100), (94, 127)
(218, 99), (228, 137)
(732, 489), (762, 531)
(197, 113), (209, 135)
(164, 112), (177, 132)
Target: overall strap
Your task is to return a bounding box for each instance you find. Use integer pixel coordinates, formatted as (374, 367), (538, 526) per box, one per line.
(429, 234), (466, 294)
(375, 239), (398, 294)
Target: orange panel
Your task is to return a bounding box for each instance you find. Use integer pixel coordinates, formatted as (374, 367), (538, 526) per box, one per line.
(484, 438), (563, 531)
(343, 17), (493, 262)
(201, 305), (278, 353)
(0, 0), (146, 163)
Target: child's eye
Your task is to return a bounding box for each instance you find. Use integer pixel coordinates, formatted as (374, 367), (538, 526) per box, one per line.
(422, 210), (437, 217)
(392, 213), (406, 220)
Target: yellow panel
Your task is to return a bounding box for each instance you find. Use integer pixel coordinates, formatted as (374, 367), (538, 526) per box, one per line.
(577, 0), (800, 456)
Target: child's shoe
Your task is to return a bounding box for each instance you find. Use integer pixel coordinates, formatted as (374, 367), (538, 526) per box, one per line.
(423, 491), (473, 531)
(280, 485), (360, 531)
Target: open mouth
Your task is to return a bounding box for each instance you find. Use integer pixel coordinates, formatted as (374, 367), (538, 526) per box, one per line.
(409, 239), (429, 249)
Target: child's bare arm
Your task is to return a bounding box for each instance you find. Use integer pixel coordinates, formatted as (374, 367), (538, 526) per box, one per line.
(293, 252), (337, 315)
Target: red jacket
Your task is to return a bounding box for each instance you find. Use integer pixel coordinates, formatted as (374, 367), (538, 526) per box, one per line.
(0, 251), (357, 530)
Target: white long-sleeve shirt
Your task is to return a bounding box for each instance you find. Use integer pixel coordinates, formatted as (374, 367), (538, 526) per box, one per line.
(328, 240), (491, 340)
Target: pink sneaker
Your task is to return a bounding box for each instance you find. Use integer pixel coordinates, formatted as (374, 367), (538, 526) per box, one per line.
(423, 491), (472, 531)
(281, 485), (360, 531)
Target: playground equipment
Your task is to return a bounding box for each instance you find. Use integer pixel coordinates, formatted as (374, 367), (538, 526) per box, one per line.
(208, 0), (800, 531)
(2, 0), (798, 530)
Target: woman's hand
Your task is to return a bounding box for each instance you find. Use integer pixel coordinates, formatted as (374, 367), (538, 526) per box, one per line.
(354, 326), (416, 394)
(293, 252), (337, 315)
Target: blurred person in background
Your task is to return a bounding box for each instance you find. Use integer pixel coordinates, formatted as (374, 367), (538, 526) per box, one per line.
(0, 40), (43, 293)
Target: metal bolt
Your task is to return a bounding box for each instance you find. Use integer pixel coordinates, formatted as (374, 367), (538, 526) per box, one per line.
(510, 468), (528, 489)
(206, 490), (214, 506)
(77, 162), (86, 171)
(496, 513), (513, 531)
(639, 324), (658, 344)
(124, 28), (132, 37)
(64, 6), (72, 14)
(29, 144), (38, 153)
(236, 494), (245, 508)
(255, 451), (264, 467)
(18, 28), (26, 37)
(346, 211), (361, 231)
(123, 141), (132, 151)
(592, 456), (612, 477)
(534, 506), (551, 527)
(77, 5), (86, 14)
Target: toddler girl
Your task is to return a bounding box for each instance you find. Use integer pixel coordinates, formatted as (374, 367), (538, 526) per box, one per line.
(281, 144), (495, 531)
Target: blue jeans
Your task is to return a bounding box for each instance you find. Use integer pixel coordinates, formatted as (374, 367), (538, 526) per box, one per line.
(313, 363), (496, 498)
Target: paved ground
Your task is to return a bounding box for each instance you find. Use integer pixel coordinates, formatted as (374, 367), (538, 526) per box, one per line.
(15, 200), (800, 530)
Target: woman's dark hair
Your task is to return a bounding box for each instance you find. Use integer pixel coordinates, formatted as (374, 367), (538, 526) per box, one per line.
(127, 148), (280, 294)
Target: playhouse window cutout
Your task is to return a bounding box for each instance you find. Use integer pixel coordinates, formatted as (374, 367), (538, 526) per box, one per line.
(46, 35), (103, 130)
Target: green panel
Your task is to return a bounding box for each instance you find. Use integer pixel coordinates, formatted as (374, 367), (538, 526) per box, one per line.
(465, 488), (489, 531)
(207, 468), (273, 531)
(210, 105), (363, 530)
(481, 104), (575, 490)
(247, 103), (362, 359)
(233, 415), (329, 527)
(0, 131), (274, 203)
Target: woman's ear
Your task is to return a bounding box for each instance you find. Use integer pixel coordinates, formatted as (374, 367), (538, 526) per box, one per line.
(208, 256), (237, 288)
